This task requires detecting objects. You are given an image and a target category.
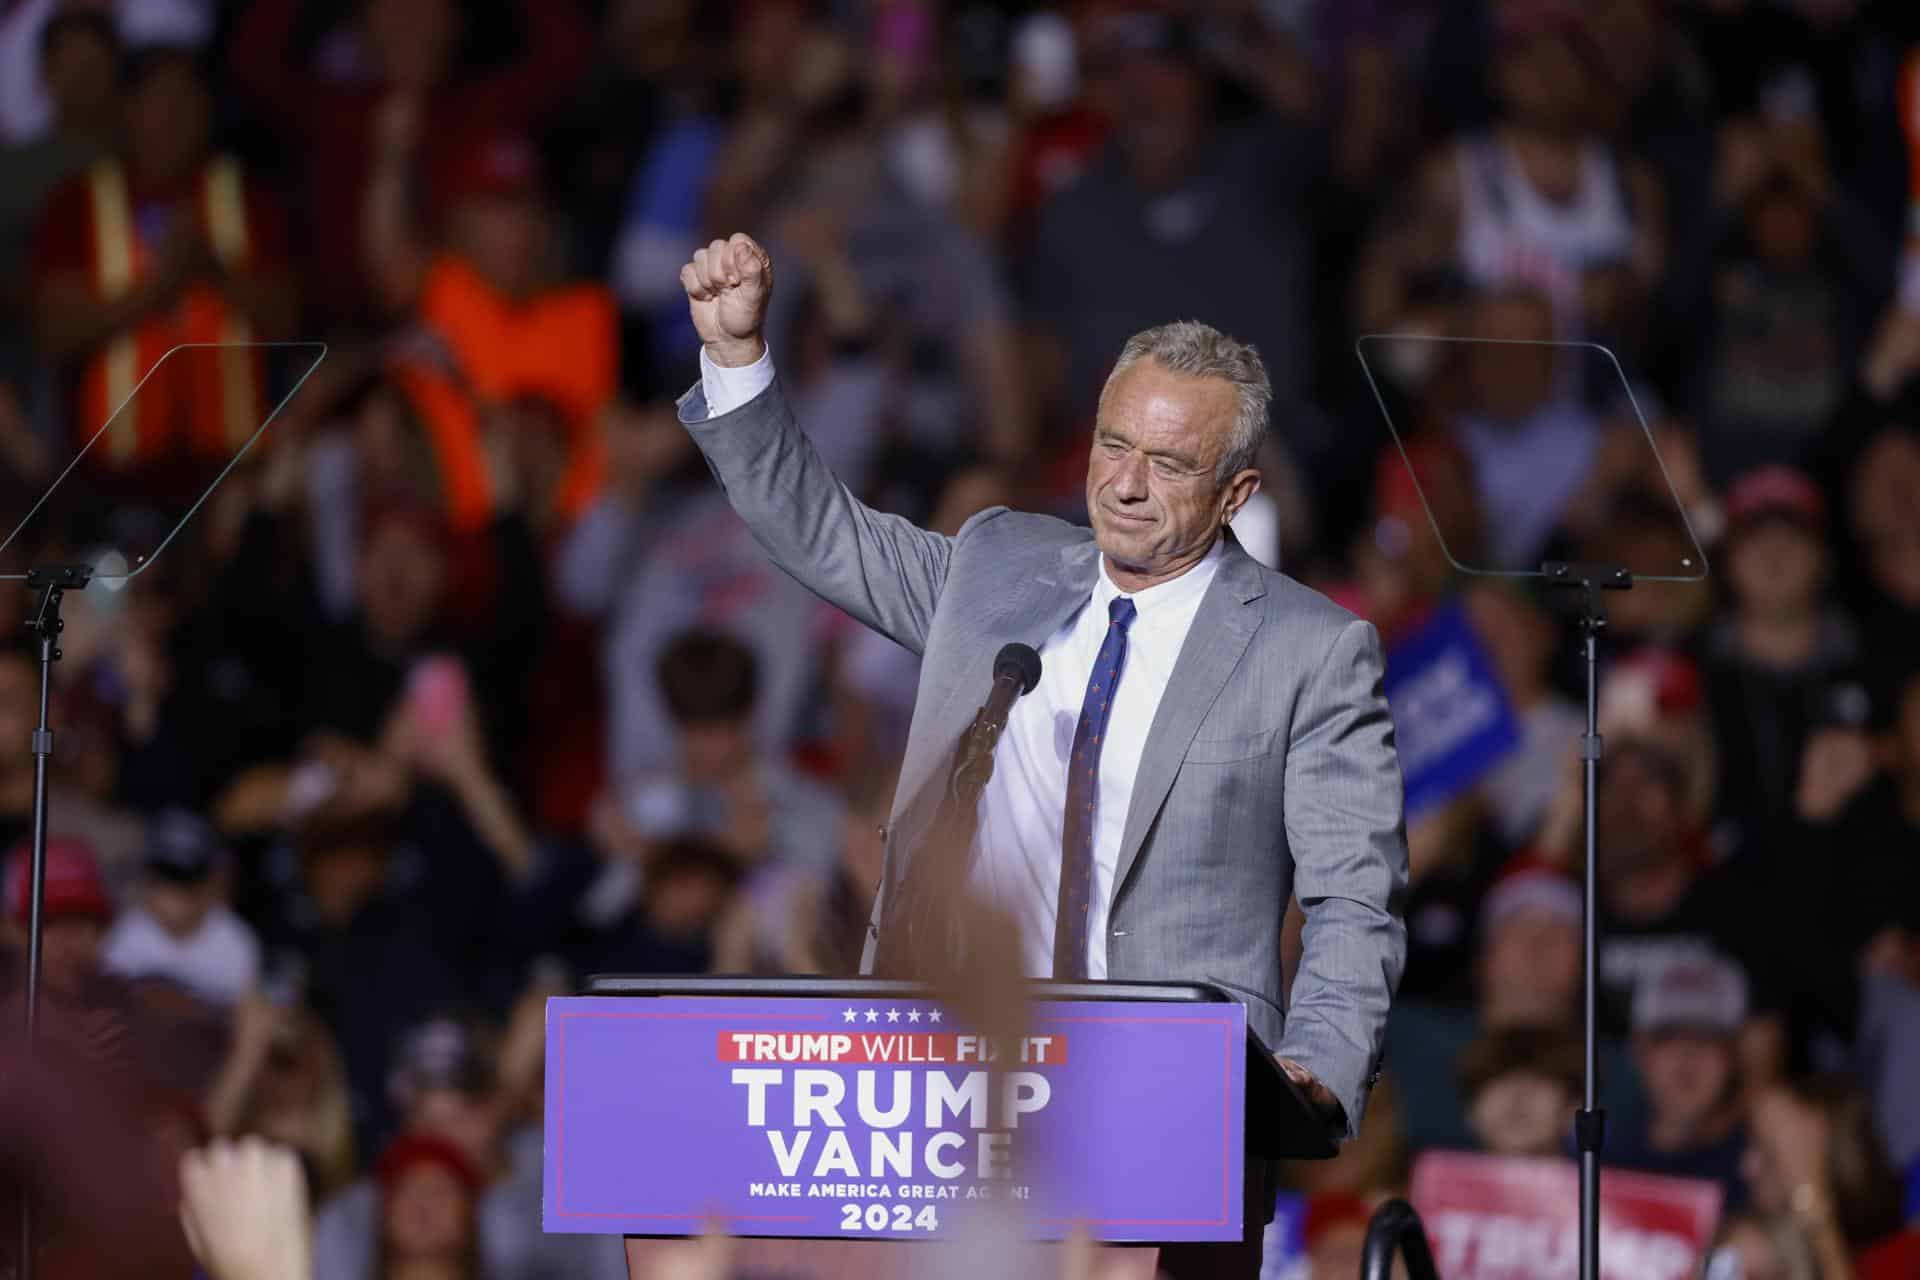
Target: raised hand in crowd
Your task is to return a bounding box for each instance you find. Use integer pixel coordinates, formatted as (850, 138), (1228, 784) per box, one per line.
(1796, 726), (1877, 823)
(179, 1138), (314, 1280)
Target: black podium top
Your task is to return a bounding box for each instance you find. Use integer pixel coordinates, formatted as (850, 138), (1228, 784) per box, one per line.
(582, 974), (1338, 1160)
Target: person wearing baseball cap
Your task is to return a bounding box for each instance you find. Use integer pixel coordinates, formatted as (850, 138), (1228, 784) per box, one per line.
(100, 810), (260, 1008)
(3, 834), (115, 1001)
(1704, 463), (1868, 859)
(1611, 951), (1751, 1206)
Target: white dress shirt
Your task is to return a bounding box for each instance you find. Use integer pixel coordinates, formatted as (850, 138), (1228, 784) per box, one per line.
(698, 347), (1222, 977)
(968, 542), (1220, 977)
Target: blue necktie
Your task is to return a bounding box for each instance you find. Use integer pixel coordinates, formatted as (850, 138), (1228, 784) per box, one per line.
(1054, 595), (1136, 979)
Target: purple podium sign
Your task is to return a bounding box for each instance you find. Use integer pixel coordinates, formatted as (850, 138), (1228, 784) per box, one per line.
(543, 995), (1246, 1242)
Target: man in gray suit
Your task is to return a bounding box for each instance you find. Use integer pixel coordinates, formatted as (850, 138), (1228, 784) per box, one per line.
(677, 234), (1407, 1275)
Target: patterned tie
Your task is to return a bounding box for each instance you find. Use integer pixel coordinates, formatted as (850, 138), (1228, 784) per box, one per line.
(1054, 595), (1137, 979)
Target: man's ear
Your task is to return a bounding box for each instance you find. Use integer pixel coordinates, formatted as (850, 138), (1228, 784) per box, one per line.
(1220, 468), (1263, 524)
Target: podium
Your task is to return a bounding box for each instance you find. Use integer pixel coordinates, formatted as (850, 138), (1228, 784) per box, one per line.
(543, 977), (1336, 1278)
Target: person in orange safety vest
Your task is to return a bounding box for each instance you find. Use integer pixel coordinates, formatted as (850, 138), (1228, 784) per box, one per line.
(366, 103), (616, 535)
(30, 45), (296, 482)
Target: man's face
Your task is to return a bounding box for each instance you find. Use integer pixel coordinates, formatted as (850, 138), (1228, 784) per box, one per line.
(144, 878), (215, 940)
(678, 720), (752, 783)
(1598, 748), (1687, 878)
(1479, 908), (1580, 1025)
(1467, 292), (1558, 421)
(1728, 521), (1824, 620)
(410, 1087), (498, 1166)
(42, 25), (117, 126)
(356, 519), (446, 648)
(1469, 1072), (1574, 1157)
(365, 0), (456, 91)
(1634, 1030), (1736, 1132)
(383, 1164), (471, 1258)
(1086, 359), (1257, 589)
(125, 59), (209, 183)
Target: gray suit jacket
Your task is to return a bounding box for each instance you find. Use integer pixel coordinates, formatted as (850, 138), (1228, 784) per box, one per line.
(679, 377), (1408, 1137)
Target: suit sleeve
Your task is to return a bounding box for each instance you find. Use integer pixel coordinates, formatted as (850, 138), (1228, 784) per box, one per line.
(678, 376), (953, 655)
(1275, 617), (1409, 1138)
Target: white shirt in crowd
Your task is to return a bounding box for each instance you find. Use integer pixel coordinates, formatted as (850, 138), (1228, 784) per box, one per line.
(102, 904), (262, 1007)
(699, 348), (1219, 977)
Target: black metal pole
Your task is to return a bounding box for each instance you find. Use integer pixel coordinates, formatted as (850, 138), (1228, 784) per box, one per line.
(18, 568), (85, 1280)
(1579, 622), (1602, 1280)
(1542, 562), (1627, 1280)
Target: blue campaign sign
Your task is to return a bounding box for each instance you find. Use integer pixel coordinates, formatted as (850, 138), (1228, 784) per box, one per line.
(1382, 601), (1521, 819)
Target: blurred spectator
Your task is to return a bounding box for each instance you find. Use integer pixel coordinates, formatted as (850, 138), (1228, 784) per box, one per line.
(228, 0), (590, 330)
(1857, 959), (1920, 1176)
(1701, 465), (1867, 860)
(555, 421), (832, 783)
(312, 1012), (624, 1280)
(1457, 1024), (1582, 1158)
(1358, 0), (1664, 344)
(0, 0), (209, 146)
(207, 998), (360, 1201)
(609, 0), (846, 377)
(1300, 1191), (1374, 1280)
(29, 44), (295, 488)
(1446, 286), (1601, 571)
(1612, 952), (1751, 1206)
(0, 9), (117, 355)
(1024, 10), (1315, 439)
(1847, 426), (1920, 707)
(369, 1132), (484, 1280)
(1467, 583), (1583, 848)
(3, 834), (113, 1003)
(370, 125), (617, 535)
(634, 628), (840, 880)
(1742, 1079), (1920, 1280)
(1702, 1212), (1820, 1280)
(100, 808), (259, 1006)
(1696, 153), (1889, 486)
(1386, 860), (1645, 1155)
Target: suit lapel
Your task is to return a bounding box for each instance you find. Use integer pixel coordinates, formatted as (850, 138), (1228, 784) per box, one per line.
(1110, 537), (1267, 901)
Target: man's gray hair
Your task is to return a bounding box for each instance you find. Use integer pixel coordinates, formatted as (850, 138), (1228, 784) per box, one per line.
(1102, 320), (1271, 484)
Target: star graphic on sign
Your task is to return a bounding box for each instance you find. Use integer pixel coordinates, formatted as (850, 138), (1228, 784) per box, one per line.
(907, 1009), (922, 1023)
(864, 1008), (879, 1022)
(886, 1008), (901, 1023)
(842, 1008), (858, 1023)
(928, 1010), (943, 1024)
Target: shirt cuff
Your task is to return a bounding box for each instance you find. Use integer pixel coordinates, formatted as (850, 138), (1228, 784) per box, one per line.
(698, 344), (776, 418)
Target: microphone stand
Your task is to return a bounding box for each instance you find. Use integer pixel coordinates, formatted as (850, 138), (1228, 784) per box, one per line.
(1542, 560), (1631, 1280)
(17, 564), (89, 1280)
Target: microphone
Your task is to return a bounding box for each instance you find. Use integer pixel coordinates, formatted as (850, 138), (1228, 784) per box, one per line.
(952, 643), (1043, 796)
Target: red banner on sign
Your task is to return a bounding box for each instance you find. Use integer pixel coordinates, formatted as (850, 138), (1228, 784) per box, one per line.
(1409, 1151), (1723, 1280)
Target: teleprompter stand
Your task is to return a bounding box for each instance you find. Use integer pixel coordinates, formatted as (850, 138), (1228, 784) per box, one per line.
(1542, 561), (1633, 1280)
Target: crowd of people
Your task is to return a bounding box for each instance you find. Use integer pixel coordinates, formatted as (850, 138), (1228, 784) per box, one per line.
(1, 0), (1919, 1276)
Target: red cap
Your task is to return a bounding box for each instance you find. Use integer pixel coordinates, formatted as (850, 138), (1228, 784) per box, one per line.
(1481, 856), (1581, 934)
(1725, 465), (1827, 535)
(446, 133), (542, 203)
(5, 836), (112, 926)
(375, 1132), (487, 1196)
(1604, 645), (1704, 716)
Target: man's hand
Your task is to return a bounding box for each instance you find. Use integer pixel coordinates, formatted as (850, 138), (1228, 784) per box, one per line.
(1278, 1056), (1347, 1130)
(178, 1138), (314, 1280)
(680, 234), (772, 367)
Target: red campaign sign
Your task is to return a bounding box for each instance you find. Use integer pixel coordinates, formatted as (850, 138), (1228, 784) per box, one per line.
(1410, 1151), (1723, 1280)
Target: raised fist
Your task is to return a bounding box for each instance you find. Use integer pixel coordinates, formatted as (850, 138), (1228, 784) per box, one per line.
(680, 234), (772, 367)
